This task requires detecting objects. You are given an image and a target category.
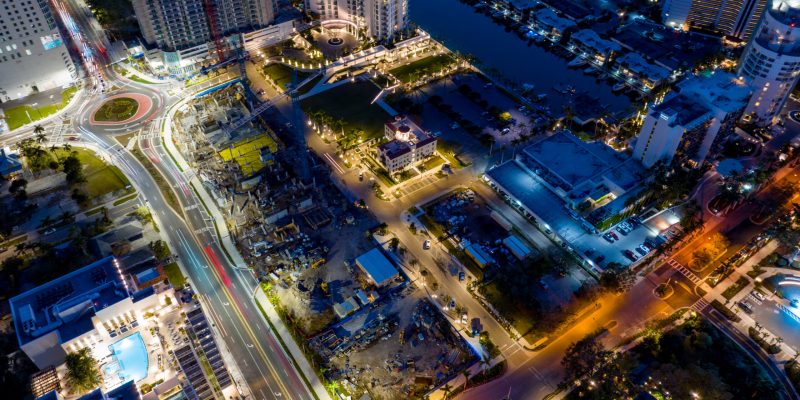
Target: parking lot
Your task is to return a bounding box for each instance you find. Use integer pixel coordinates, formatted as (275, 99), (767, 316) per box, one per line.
(748, 275), (800, 351)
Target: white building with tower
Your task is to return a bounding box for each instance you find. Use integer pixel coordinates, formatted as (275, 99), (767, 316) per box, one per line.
(377, 116), (436, 173)
(0, 0), (77, 101)
(304, 0), (409, 42)
(739, 0), (800, 125)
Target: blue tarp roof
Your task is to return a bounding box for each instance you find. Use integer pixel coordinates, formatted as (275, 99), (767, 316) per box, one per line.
(355, 248), (398, 286)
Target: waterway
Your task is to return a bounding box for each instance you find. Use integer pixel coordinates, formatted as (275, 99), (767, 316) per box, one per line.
(409, 0), (633, 118)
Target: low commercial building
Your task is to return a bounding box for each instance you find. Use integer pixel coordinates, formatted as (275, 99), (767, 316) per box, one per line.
(377, 116), (436, 174)
(485, 130), (646, 233)
(355, 248), (399, 287)
(503, 235), (533, 260)
(633, 71), (751, 168)
(464, 243), (495, 268)
(569, 29), (621, 66)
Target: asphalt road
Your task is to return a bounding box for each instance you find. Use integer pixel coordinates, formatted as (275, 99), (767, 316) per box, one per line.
(0, 0), (320, 397)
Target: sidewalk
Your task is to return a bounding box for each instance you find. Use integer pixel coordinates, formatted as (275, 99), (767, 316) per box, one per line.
(160, 95), (331, 400)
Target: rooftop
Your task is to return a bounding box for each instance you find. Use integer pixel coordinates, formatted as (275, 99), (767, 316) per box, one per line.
(654, 71), (751, 128)
(616, 53), (670, 81)
(675, 71), (751, 113)
(522, 131), (627, 190)
(571, 29), (621, 54)
(653, 96), (712, 129)
(614, 20), (722, 70)
(0, 147), (22, 177)
(355, 248), (399, 287)
(10, 257), (128, 346)
(534, 8), (577, 32)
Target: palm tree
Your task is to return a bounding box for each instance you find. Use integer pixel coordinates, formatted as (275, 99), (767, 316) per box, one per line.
(480, 355), (491, 379)
(59, 211), (75, 225)
(34, 126), (46, 144)
(441, 383), (453, 399)
(39, 215), (53, 228)
(462, 369), (472, 392)
(65, 347), (101, 394)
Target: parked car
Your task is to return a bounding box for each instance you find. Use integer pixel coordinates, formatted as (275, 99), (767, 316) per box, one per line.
(624, 249), (637, 260)
(752, 291), (766, 301)
(43, 228), (56, 235)
(609, 231), (619, 240)
(636, 244), (650, 256)
(738, 301), (754, 314)
(603, 233), (615, 243)
(458, 271), (465, 282)
(423, 240), (431, 250)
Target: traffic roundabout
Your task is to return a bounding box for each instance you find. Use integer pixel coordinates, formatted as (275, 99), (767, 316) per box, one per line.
(90, 93), (153, 125)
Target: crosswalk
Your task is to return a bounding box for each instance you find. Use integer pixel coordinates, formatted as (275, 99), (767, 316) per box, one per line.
(690, 298), (710, 312)
(666, 258), (703, 285)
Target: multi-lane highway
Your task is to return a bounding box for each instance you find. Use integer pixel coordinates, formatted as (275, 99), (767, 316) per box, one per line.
(0, 0), (322, 398)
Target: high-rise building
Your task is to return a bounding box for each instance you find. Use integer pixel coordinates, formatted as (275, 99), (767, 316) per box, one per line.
(633, 72), (751, 168)
(132, 0), (275, 51)
(305, 0), (409, 42)
(662, 0), (767, 40)
(739, 0), (800, 125)
(0, 0), (77, 101)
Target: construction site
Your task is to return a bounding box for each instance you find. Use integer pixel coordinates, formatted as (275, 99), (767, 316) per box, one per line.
(309, 286), (478, 400)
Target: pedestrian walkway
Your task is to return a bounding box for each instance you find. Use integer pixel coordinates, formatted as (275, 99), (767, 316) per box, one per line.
(666, 258), (703, 285)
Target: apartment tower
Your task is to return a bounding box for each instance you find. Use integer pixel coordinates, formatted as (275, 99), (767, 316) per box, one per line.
(739, 0), (800, 125)
(0, 0), (77, 101)
(662, 0), (767, 40)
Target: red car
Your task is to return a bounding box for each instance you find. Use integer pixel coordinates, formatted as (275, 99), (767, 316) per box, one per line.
(610, 231), (619, 240)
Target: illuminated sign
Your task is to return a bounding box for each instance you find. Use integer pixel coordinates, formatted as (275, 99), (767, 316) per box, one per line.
(40, 34), (62, 50)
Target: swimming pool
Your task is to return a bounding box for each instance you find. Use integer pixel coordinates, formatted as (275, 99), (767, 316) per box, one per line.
(107, 332), (149, 383)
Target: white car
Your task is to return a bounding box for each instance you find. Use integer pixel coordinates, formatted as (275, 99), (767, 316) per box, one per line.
(423, 240), (431, 250)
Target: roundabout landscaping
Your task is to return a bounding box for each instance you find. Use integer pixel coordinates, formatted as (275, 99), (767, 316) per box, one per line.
(90, 93), (153, 125)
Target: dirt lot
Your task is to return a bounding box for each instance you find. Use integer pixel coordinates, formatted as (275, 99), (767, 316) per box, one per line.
(311, 286), (477, 400)
(272, 209), (378, 336)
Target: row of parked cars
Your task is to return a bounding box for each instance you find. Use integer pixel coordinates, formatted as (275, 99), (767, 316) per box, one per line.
(602, 218), (640, 243)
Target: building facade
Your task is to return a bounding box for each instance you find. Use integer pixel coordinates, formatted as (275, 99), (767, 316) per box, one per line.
(662, 0), (767, 41)
(377, 116), (436, 173)
(305, 0), (409, 42)
(633, 72), (751, 168)
(132, 0), (275, 51)
(0, 0), (77, 101)
(739, 0), (800, 125)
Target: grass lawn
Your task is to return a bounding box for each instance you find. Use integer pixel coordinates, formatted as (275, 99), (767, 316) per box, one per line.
(164, 262), (186, 287)
(94, 97), (139, 122)
(300, 80), (391, 148)
(389, 54), (455, 83)
(419, 155), (445, 172)
(54, 148), (132, 200)
(263, 63), (311, 91)
(2, 86), (78, 131)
